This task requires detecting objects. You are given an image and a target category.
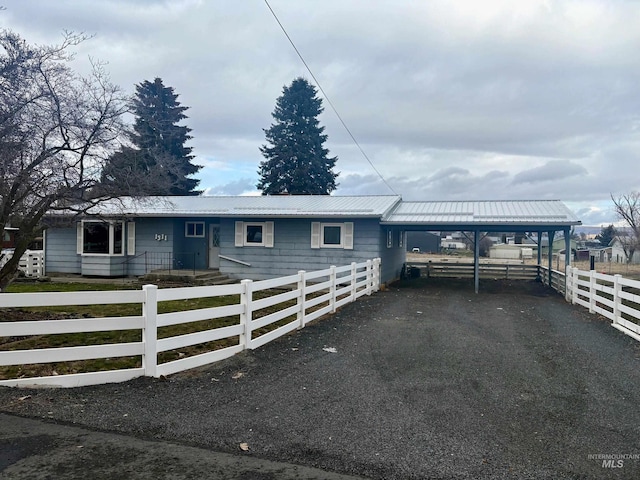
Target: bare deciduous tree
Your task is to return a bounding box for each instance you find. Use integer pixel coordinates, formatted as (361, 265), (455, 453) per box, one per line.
(611, 192), (640, 264)
(0, 30), (163, 290)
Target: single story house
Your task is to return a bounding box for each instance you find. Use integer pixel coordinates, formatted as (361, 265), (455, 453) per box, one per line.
(43, 196), (581, 287)
(609, 237), (640, 264)
(588, 247), (612, 263)
(44, 196), (406, 284)
(539, 237), (578, 257)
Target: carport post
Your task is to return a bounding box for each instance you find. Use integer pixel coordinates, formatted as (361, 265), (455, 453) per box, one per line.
(564, 227), (571, 269)
(547, 230), (555, 287)
(474, 229), (480, 294)
(537, 231), (542, 279)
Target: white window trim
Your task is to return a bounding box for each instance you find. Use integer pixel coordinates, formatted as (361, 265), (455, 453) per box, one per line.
(321, 223), (344, 249)
(387, 229), (393, 248)
(311, 222), (354, 250)
(185, 221), (205, 238)
(78, 220), (125, 256)
(234, 221), (274, 248)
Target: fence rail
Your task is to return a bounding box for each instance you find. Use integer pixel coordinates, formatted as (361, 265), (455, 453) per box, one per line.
(564, 266), (640, 343)
(143, 251), (198, 274)
(0, 259), (380, 388)
(538, 266), (566, 294)
(406, 262), (540, 281)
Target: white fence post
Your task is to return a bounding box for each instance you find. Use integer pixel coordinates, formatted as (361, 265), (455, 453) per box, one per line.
(565, 266), (572, 302)
(330, 265), (337, 313)
(365, 260), (372, 295)
(240, 279), (253, 350)
(142, 284), (158, 378)
(572, 268), (578, 305)
(612, 274), (622, 325)
(589, 270), (596, 314)
(297, 270), (306, 329)
(32, 251), (43, 277)
(3, 250), (45, 278)
(350, 262), (357, 302)
(373, 258), (381, 291)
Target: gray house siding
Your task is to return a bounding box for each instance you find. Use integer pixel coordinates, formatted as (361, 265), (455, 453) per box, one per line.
(124, 218), (175, 276)
(126, 217), (217, 275)
(81, 255), (127, 277)
(218, 217), (389, 281)
(44, 227), (81, 274)
(44, 216), (399, 282)
(45, 219), (175, 277)
(172, 217), (208, 271)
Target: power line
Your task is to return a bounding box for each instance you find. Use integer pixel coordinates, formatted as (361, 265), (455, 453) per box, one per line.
(263, 0), (398, 196)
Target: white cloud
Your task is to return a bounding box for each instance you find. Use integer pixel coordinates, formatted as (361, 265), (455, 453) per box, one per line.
(512, 160), (588, 185)
(3, 0), (639, 224)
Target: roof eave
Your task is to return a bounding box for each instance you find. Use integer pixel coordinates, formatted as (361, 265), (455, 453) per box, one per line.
(381, 220), (582, 228)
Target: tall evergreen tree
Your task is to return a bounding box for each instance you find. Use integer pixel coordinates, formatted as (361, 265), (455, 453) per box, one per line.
(102, 78), (201, 195)
(258, 77), (338, 195)
(595, 224), (616, 247)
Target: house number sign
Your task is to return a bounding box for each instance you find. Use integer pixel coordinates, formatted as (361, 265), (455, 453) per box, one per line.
(155, 234), (168, 241)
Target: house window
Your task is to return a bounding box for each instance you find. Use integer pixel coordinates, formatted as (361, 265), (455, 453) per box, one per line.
(245, 224), (264, 244)
(234, 221), (274, 247)
(387, 229), (393, 248)
(322, 224), (344, 248)
(311, 222), (354, 250)
(185, 221), (205, 238)
(80, 221), (124, 256)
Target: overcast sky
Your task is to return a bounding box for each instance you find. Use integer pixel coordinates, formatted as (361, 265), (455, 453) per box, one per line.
(3, 0), (639, 226)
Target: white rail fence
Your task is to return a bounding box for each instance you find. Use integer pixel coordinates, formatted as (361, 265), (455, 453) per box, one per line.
(0, 259), (381, 388)
(0, 249), (44, 278)
(538, 265), (566, 294)
(564, 266), (640, 343)
(537, 265), (640, 343)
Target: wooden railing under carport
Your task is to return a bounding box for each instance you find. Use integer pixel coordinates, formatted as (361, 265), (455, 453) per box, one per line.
(403, 261), (567, 294)
(404, 262), (539, 281)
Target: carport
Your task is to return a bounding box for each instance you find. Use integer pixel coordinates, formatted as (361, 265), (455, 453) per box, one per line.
(381, 200), (581, 293)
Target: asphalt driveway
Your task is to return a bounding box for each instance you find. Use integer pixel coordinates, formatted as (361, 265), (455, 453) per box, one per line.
(1, 278), (640, 479)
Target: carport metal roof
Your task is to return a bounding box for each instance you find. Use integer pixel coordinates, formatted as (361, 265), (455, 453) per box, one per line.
(381, 200), (581, 293)
(381, 200), (580, 229)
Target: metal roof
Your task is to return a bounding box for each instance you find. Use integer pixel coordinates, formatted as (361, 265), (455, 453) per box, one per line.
(63, 196), (581, 228)
(381, 200), (581, 227)
(82, 195), (402, 218)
